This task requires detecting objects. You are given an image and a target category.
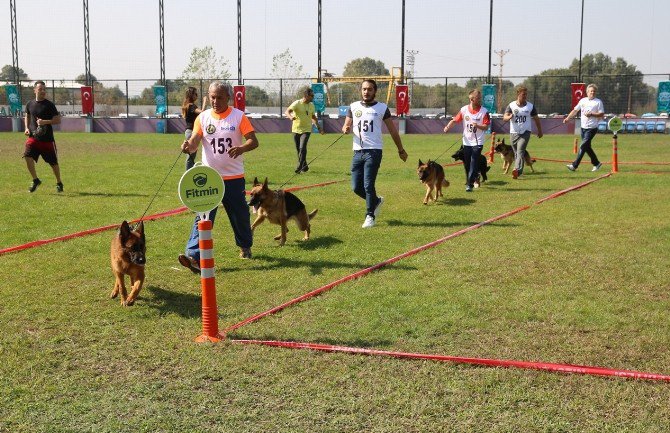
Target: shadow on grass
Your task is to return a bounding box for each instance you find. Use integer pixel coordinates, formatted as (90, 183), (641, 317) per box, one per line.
(385, 219), (477, 228)
(295, 235), (344, 251)
(145, 285), (201, 318)
(441, 197), (476, 206)
(72, 191), (150, 198)
(221, 254), (417, 275)
(231, 334), (394, 349)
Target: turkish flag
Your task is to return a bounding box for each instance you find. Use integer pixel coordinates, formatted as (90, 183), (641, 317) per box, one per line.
(571, 83), (585, 110)
(81, 86), (94, 115)
(396, 85), (409, 115)
(233, 85), (246, 112)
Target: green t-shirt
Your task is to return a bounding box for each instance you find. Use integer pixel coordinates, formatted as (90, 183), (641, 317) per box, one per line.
(288, 99), (316, 134)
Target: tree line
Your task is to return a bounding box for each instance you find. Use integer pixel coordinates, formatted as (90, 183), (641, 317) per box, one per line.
(1, 51), (658, 115)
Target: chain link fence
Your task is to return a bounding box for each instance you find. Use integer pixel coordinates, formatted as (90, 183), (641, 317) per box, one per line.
(2, 74), (669, 118)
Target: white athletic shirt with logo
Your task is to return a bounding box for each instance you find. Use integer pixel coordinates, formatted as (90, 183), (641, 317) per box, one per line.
(195, 107), (253, 179)
(349, 101), (390, 150)
(574, 97), (604, 129)
(454, 105), (490, 147)
(506, 101), (537, 134)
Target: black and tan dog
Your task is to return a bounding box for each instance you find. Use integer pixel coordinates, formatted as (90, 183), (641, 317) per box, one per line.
(417, 159), (449, 204)
(110, 220), (146, 306)
(248, 177), (317, 246)
(451, 146), (490, 186)
(494, 138), (536, 174)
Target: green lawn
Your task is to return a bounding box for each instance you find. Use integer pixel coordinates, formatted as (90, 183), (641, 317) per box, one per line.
(1, 131), (669, 432)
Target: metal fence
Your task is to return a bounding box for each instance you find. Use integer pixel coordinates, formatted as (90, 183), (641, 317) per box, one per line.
(2, 73), (668, 118)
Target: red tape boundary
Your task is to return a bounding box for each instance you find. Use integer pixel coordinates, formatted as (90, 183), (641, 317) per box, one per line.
(231, 339), (670, 382)
(225, 173), (670, 382)
(534, 156), (670, 166)
(0, 179), (346, 257)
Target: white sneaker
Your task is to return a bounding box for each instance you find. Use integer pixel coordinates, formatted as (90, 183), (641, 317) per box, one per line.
(361, 215), (375, 228)
(592, 163), (602, 172)
(373, 196), (384, 218)
(566, 164), (576, 171)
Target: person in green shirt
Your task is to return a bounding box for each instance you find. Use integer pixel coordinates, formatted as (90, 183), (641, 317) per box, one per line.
(285, 88), (324, 173)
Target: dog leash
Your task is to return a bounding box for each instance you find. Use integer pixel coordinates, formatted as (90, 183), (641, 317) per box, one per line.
(133, 148), (184, 229)
(278, 133), (345, 189)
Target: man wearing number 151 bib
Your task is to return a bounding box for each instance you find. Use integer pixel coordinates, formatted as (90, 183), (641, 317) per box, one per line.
(342, 80), (408, 229)
(179, 82), (259, 271)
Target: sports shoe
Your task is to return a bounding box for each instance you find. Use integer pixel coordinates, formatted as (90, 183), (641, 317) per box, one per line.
(361, 215), (375, 228)
(592, 163), (602, 172)
(178, 254), (200, 274)
(239, 248), (252, 259)
(566, 164), (576, 171)
(512, 169), (519, 179)
(301, 165), (309, 173)
(465, 185), (473, 192)
(29, 178), (42, 193)
(56, 182), (64, 193)
(373, 196), (384, 218)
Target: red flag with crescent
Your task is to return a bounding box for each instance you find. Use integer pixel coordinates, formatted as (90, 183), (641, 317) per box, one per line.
(233, 85), (246, 111)
(396, 85), (409, 115)
(81, 86), (94, 114)
(571, 83), (585, 111)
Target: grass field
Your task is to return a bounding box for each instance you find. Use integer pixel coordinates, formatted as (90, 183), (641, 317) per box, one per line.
(1, 130), (670, 432)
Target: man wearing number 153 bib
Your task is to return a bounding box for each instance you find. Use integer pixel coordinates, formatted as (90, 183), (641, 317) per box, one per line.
(179, 82), (259, 271)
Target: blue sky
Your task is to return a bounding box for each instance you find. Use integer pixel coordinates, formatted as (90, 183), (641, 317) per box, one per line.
(2, 0), (668, 83)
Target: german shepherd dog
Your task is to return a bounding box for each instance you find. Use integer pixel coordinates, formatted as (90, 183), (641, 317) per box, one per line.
(494, 138), (536, 174)
(248, 177), (318, 246)
(417, 159), (450, 204)
(451, 146), (490, 186)
(110, 221), (146, 306)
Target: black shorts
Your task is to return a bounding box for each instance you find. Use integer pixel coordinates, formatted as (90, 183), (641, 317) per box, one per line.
(24, 138), (59, 165)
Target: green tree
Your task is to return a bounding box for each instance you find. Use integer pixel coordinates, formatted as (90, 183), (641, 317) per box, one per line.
(0, 64), (29, 82)
(342, 57), (389, 77)
(179, 46), (231, 82)
(269, 48), (308, 106)
(74, 73), (98, 85)
(245, 85), (271, 107)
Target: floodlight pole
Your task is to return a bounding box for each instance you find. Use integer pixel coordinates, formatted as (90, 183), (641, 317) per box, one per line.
(578, 0), (584, 81)
(317, 0), (322, 83)
(237, 0), (242, 85)
(159, 0), (166, 86)
(10, 0), (19, 84)
(487, 0), (493, 84)
(83, 0), (91, 86)
(400, 0), (405, 84)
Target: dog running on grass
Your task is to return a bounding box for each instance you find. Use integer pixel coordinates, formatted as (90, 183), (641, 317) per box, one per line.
(494, 138), (536, 174)
(451, 146), (490, 187)
(248, 177), (318, 246)
(417, 159), (450, 204)
(110, 220), (146, 306)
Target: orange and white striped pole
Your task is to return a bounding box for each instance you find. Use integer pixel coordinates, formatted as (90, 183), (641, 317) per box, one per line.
(573, 137), (578, 154)
(488, 132), (496, 163)
(195, 218), (225, 342)
(611, 133), (619, 173)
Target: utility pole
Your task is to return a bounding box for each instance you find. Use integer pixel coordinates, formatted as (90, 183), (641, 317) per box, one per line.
(493, 49), (509, 113)
(406, 50), (419, 105)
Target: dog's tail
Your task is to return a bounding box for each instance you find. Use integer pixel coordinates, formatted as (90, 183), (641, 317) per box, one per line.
(308, 209), (318, 220)
(442, 179), (450, 187)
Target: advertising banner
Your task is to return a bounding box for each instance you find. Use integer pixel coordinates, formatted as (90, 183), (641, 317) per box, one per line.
(5, 84), (22, 116)
(482, 84), (496, 113)
(153, 85), (167, 115)
(657, 81), (670, 113)
(311, 83), (326, 113)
